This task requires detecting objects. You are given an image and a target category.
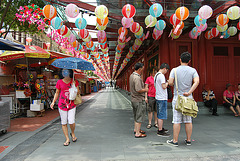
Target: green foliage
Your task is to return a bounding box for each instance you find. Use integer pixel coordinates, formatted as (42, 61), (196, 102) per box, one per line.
(0, 0), (45, 36)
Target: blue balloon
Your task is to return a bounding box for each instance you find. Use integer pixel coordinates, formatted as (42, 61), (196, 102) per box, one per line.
(135, 33), (144, 39)
(222, 31), (230, 39)
(149, 3), (163, 18)
(194, 15), (206, 27)
(51, 17), (63, 29)
(191, 27), (201, 36)
(155, 20), (166, 30)
(78, 44), (82, 50)
(75, 18), (87, 29)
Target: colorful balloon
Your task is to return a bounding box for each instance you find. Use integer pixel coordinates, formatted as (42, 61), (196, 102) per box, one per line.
(130, 22), (140, 33)
(58, 25), (68, 36)
(149, 3), (163, 17)
(211, 28), (219, 37)
(170, 14), (181, 26)
(79, 29), (89, 39)
(121, 17), (134, 28)
(118, 27), (128, 36)
(135, 26), (143, 36)
(97, 30), (106, 40)
(95, 5), (108, 19)
(205, 31), (214, 39)
(198, 5), (213, 19)
(145, 15), (157, 27)
(227, 6), (240, 20)
(217, 24), (228, 32)
(96, 24), (107, 31)
(194, 15), (206, 27)
(51, 17), (63, 29)
(75, 18), (87, 29)
(43, 5), (57, 19)
(216, 14), (229, 27)
(122, 4), (136, 18)
(97, 17), (108, 26)
(155, 20), (166, 30)
(65, 4), (79, 18)
(175, 6), (189, 21)
(237, 21), (240, 30)
(227, 26), (237, 36)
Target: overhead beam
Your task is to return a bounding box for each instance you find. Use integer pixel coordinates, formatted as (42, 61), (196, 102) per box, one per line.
(67, 23), (118, 33)
(211, 1), (237, 18)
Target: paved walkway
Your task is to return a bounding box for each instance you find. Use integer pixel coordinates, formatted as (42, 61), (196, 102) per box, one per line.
(1, 87), (240, 161)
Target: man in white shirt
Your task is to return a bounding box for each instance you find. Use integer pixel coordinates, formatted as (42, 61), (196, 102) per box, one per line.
(154, 63), (171, 137)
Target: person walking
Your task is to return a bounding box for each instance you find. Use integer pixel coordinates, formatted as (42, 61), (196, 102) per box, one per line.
(130, 63), (149, 138)
(145, 66), (158, 129)
(167, 52), (200, 146)
(154, 63), (171, 137)
(50, 69), (80, 146)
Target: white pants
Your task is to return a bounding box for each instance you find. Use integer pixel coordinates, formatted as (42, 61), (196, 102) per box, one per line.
(58, 108), (76, 125)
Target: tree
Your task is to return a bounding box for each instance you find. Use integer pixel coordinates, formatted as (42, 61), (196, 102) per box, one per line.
(0, 0), (45, 38)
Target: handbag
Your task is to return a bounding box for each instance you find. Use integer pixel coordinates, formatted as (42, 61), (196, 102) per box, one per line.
(69, 80), (78, 100)
(74, 94), (82, 105)
(174, 69), (198, 118)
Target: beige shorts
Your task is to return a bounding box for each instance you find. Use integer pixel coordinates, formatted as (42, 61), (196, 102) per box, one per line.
(131, 100), (146, 123)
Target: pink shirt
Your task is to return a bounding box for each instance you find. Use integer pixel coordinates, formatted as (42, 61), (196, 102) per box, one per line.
(145, 76), (156, 97)
(56, 79), (79, 111)
(223, 90), (234, 103)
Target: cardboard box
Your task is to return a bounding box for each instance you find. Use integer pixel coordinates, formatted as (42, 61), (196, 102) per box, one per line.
(16, 90), (26, 98)
(33, 100), (41, 104)
(30, 103), (44, 111)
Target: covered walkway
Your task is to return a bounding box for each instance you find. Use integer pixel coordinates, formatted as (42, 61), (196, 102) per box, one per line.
(1, 87), (240, 161)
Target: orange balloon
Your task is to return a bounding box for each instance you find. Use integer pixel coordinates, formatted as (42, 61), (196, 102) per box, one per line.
(175, 6), (189, 21)
(216, 14), (229, 27)
(97, 17), (108, 26)
(118, 27), (128, 36)
(43, 5), (57, 19)
(86, 41), (93, 48)
(72, 40), (78, 48)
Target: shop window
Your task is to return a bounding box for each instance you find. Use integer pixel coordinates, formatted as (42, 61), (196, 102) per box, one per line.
(234, 47), (240, 56)
(214, 47), (228, 56)
(179, 46), (188, 56)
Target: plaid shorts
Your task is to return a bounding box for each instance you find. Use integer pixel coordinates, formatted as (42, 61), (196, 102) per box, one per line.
(172, 97), (192, 124)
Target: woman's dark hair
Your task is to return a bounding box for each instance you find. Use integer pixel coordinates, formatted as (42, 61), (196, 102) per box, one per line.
(134, 63), (144, 71)
(59, 69), (73, 79)
(180, 52), (191, 63)
(226, 83), (231, 89)
(238, 83), (240, 86)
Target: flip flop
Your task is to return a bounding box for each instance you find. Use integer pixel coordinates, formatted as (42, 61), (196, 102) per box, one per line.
(70, 133), (77, 142)
(234, 114), (238, 117)
(134, 129), (146, 134)
(146, 124), (152, 129)
(135, 133), (147, 138)
(154, 123), (158, 128)
(63, 141), (70, 146)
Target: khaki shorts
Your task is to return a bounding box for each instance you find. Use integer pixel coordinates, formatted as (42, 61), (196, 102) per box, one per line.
(147, 96), (157, 112)
(131, 100), (146, 123)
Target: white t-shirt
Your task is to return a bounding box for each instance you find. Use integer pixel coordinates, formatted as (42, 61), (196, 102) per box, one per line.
(154, 72), (167, 100)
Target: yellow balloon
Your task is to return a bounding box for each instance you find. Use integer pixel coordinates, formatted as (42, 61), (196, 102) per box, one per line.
(217, 24), (228, 32)
(134, 39), (142, 46)
(96, 24), (107, 31)
(95, 5), (108, 19)
(145, 15), (157, 27)
(227, 6), (240, 20)
(135, 26), (143, 36)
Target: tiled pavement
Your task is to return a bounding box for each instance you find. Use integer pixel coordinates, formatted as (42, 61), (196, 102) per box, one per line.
(1, 87), (240, 161)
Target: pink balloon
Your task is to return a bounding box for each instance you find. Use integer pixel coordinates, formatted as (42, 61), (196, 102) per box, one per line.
(153, 28), (163, 36)
(201, 23), (208, 32)
(121, 17), (134, 28)
(97, 30), (106, 40)
(69, 34), (76, 43)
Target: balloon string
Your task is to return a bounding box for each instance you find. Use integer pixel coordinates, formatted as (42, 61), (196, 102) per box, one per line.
(146, 21), (153, 28)
(145, 31), (150, 39)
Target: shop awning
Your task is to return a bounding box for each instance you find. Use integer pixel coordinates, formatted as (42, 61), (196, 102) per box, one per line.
(48, 50), (73, 58)
(0, 38), (25, 51)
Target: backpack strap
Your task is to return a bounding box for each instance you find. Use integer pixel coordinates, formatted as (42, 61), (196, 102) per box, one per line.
(154, 72), (161, 88)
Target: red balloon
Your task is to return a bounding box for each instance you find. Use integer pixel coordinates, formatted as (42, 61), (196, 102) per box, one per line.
(130, 22), (140, 33)
(170, 14), (181, 26)
(79, 29), (89, 39)
(122, 4), (136, 18)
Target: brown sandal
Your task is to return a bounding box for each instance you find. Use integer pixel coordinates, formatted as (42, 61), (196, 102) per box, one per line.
(134, 129), (146, 134)
(135, 133), (147, 138)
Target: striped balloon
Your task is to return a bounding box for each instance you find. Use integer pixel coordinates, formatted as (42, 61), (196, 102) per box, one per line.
(130, 22), (140, 33)
(227, 26), (237, 36)
(217, 24), (228, 32)
(43, 5), (57, 19)
(205, 31), (214, 39)
(227, 6), (240, 20)
(216, 14), (229, 26)
(65, 4), (79, 18)
(211, 28), (219, 37)
(155, 20), (166, 30)
(58, 25), (68, 36)
(51, 17), (63, 29)
(175, 6), (189, 21)
(149, 3), (163, 17)
(122, 4), (135, 18)
(75, 18), (87, 29)
(118, 27), (128, 36)
(97, 17), (108, 26)
(79, 29), (89, 39)
(145, 15), (157, 27)
(135, 26), (143, 36)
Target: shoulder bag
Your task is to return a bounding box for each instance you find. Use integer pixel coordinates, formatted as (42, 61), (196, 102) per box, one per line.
(174, 69), (198, 118)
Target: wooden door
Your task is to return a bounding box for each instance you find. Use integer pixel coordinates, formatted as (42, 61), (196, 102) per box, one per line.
(176, 42), (192, 66)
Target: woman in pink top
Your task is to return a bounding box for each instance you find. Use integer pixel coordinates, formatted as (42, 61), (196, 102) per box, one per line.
(145, 67), (158, 129)
(50, 69), (80, 146)
(223, 83), (240, 117)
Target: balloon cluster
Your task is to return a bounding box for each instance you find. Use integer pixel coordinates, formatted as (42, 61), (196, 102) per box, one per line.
(170, 6), (189, 39)
(204, 5), (240, 40)
(15, 4), (47, 30)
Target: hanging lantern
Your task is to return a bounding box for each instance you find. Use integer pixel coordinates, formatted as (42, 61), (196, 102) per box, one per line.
(97, 17), (108, 26)
(205, 31), (214, 39)
(79, 29), (89, 39)
(86, 41), (93, 48)
(135, 33), (144, 39)
(217, 24), (228, 32)
(211, 28), (220, 37)
(170, 14), (181, 26)
(194, 15), (206, 27)
(198, 5), (213, 19)
(58, 25), (69, 36)
(130, 22), (140, 33)
(171, 32), (180, 39)
(216, 14), (229, 27)
(43, 5), (57, 19)
(172, 29), (182, 36)
(145, 15), (157, 28)
(175, 6), (189, 21)
(75, 18), (87, 29)
(122, 4), (136, 18)
(200, 23), (208, 32)
(222, 30), (230, 39)
(95, 5), (108, 19)
(69, 34), (76, 43)
(101, 43), (108, 49)
(227, 26), (237, 36)
(97, 30), (106, 40)
(153, 28), (163, 37)
(237, 21), (240, 30)
(121, 17), (134, 28)
(134, 39), (142, 46)
(63, 29), (71, 38)
(118, 27), (128, 36)
(96, 24), (107, 31)
(189, 31), (195, 39)
(227, 6), (240, 20)
(51, 17), (63, 29)
(152, 32), (161, 40)
(65, 4), (79, 18)
(149, 3), (163, 18)
(72, 40), (78, 48)
(99, 36), (107, 44)
(135, 26), (143, 36)
(155, 20), (166, 30)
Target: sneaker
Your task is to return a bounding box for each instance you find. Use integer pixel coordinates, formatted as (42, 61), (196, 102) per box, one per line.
(157, 130), (170, 137)
(184, 139), (191, 146)
(212, 113), (219, 116)
(167, 139), (178, 147)
(162, 128), (169, 133)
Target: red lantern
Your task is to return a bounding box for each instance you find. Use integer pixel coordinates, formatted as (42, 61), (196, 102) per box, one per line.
(211, 28), (220, 37)
(170, 14), (181, 26)
(118, 27), (128, 36)
(122, 4), (136, 18)
(58, 25), (68, 36)
(79, 29), (89, 39)
(237, 21), (240, 30)
(130, 22), (140, 33)
(100, 43), (108, 49)
(205, 31), (214, 39)
(152, 32), (161, 40)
